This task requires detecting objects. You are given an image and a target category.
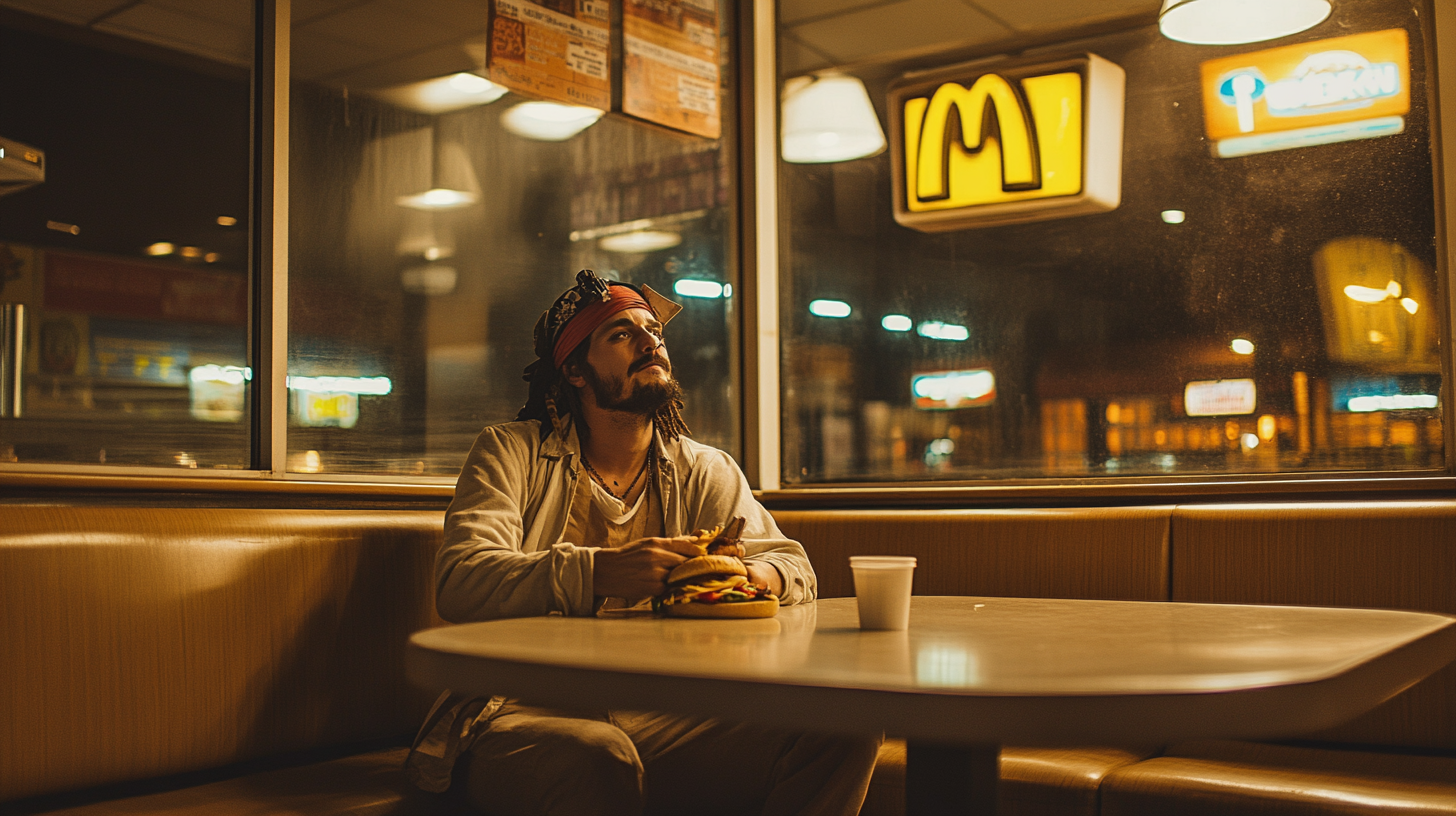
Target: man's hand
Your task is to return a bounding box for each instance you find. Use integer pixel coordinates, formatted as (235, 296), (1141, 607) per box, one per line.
(594, 536), (704, 599)
(745, 560), (784, 598)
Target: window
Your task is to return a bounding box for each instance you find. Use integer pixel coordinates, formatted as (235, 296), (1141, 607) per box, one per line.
(0, 3), (253, 469)
(288, 0), (741, 476)
(776, 0), (1445, 483)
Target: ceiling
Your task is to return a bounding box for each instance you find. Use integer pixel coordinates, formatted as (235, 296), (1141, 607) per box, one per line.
(0, 0), (1161, 87)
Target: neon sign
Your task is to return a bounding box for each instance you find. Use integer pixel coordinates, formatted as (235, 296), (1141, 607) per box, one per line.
(889, 53), (1125, 232)
(1201, 29), (1409, 158)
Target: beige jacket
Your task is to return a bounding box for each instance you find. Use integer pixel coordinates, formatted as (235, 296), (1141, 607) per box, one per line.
(407, 419), (816, 791)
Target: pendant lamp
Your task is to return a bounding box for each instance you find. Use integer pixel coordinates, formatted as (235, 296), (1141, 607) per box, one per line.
(396, 124), (481, 211)
(781, 75), (886, 164)
(1159, 0), (1332, 45)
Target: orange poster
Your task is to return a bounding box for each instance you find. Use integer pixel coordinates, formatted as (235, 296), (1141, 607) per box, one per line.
(622, 0), (720, 138)
(489, 0), (610, 110)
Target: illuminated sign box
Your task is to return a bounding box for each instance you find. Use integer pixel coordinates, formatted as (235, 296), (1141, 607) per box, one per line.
(1185, 378), (1256, 417)
(889, 53), (1124, 232)
(912, 369), (996, 410)
(1200, 29), (1409, 158)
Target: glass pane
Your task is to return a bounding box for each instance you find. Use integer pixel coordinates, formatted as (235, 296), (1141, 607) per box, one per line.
(289, 0), (739, 476)
(777, 0), (1444, 483)
(0, 4), (254, 469)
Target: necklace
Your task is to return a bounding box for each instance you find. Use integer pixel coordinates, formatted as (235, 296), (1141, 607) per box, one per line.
(581, 448), (652, 503)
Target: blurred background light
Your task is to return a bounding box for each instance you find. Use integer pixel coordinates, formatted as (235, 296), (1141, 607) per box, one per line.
(809, 299), (852, 318)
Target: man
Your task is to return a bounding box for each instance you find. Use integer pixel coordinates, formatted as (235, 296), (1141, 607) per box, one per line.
(406, 270), (880, 816)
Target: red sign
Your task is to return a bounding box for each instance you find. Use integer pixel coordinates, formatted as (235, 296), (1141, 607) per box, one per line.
(44, 252), (247, 325)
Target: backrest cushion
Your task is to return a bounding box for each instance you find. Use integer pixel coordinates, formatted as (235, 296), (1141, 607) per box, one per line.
(1171, 501), (1456, 751)
(772, 507), (1172, 601)
(0, 507), (445, 801)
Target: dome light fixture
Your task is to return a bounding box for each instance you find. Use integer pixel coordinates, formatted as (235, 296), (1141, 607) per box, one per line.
(501, 101), (604, 141)
(781, 75), (886, 163)
(1158, 0), (1332, 46)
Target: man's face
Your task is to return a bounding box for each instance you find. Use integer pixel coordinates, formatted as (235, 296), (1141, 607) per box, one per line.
(570, 307), (681, 414)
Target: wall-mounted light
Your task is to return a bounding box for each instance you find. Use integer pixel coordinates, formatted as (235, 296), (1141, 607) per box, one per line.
(598, 230), (681, 253)
(781, 75), (886, 163)
(502, 101), (604, 141)
(881, 314), (912, 332)
(1231, 337), (1255, 354)
(1161, 209), (1186, 224)
(1158, 0), (1331, 46)
(146, 242), (175, 256)
(372, 72), (507, 114)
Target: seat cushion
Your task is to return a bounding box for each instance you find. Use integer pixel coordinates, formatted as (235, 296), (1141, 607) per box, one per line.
(27, 747), (473, 816)
(1101, 740), (1456, 816)
(861, 739), (1155, 816)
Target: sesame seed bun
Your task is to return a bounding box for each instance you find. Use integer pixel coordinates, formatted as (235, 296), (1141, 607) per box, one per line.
(667, 554), (747, 586)
(665, 597), (779, 618)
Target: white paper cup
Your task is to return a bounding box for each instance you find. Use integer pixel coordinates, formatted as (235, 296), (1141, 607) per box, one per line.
(850, 556), (917, 630)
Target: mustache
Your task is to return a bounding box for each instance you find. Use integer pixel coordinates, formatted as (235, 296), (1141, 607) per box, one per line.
(630, 352), (670, 374)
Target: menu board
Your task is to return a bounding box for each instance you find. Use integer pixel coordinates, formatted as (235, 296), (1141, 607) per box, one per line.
(488, 0), (611, 110)
(622, 0), (720, 138)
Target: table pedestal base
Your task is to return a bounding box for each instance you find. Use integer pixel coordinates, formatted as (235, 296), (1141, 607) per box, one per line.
(906, 741), (999, 815)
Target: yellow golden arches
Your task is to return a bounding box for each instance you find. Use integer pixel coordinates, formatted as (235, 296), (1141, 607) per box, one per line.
(914, 74), (1040, 202)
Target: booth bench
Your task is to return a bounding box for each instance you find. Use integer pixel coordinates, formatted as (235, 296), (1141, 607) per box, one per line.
(1, 500), (1453, 814)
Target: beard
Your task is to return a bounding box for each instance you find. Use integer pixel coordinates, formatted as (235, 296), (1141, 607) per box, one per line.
(580, 355), (683, 416)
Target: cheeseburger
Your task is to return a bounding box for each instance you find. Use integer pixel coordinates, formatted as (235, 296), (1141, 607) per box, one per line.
(654, 517), (779, 618)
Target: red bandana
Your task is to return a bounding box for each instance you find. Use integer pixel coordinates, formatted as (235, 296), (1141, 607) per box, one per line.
(551, 286), (654, 369)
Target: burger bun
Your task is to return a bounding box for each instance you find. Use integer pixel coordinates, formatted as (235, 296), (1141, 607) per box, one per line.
(667, 554), (747, 585)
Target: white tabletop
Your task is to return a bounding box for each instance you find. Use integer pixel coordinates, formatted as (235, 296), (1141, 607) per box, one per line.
(407, 596), (1456, 745)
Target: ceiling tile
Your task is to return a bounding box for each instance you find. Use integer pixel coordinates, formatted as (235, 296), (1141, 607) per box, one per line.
(327, 39), (481, 88)
(779, 0), (888, 27)
(149, 0), (252, 30)
(0, 0), (133, 26)
(297, 1), (459, 54)
(379, 0), (488, 32)
(965, 0), (1158, 32)
(290, 30), (377, 80)
(98, 3), (252, 66)
(779, 31), (834, 76)
(787, 0), (1012, 66)
(294, 0), (372, 26)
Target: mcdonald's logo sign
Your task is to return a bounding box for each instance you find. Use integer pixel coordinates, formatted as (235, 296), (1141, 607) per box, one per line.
(890, 54), (1125, 232)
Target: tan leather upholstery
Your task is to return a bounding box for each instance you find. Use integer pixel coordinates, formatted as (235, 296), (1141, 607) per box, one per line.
(1171, 501), (1456, 750)
(773, 508), (1172, 601)
(33, 747), (473, 815)
(0, 507), (445, 802)
(1101, 740), (1456, 815)
(862, 739), (1155, 816)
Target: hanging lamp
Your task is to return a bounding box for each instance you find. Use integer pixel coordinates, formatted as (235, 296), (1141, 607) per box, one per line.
(1158, 0), (1332, 46)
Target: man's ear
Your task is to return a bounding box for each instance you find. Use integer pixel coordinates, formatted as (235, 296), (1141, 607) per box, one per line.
(564, 363), (587, 389)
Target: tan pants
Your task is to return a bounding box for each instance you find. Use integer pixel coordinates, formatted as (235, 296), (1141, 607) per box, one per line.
(455, 702), (882, 816)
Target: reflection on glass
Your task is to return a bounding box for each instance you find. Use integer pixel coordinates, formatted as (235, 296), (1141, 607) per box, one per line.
(778, 0), (1442, 483)
(0, 7), (253, 468)
(289, 1), (739, 476)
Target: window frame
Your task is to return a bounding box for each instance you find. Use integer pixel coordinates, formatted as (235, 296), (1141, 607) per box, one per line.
(747, 0), (1456, 502)
(0, 0), (1452, 504)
